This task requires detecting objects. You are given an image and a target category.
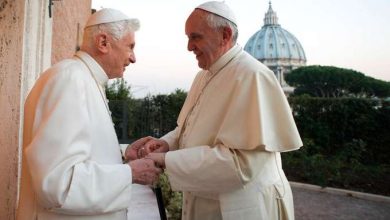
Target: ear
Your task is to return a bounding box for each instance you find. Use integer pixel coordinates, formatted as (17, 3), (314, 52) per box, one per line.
(95, 33), (110, 53)
(221, 26), (233, 45)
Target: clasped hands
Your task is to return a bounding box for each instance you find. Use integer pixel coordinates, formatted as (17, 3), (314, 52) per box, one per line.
(125, 136), (169, 186)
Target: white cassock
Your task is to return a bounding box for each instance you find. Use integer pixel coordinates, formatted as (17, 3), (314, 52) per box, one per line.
(18, 51), (138, 220)
(161, 45), (303, 220)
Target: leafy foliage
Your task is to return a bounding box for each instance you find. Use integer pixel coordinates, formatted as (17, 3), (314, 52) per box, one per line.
(286, 65), (390, 98)
(106, 85), (186, 142)
(106, 78), (133, 100)
(284, 97), (390, 195)
(130, 89), (187, 138)
(106, 79), (136, 141)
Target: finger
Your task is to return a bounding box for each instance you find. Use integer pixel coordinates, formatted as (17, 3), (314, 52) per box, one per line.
(143, 143), (157, 154)
(153, 146), (166, 153)
(137, 148), (144, 158)
(144, 146), (151, 157)
(146, 155), (164, 169)
(132, 136), (153, 149)
(144, 157), (155, 165)
(134, 138), (149, 149)
(144, 144), (156, 154)
(146, 140), (169, 153)
(144, 154), (155, 162)
(141, 145), (152, 158)
(140, 147), (148, 158)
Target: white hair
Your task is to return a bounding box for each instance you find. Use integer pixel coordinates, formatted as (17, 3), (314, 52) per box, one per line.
(83, 19), (140, 47)
(206, 13), (238, 44)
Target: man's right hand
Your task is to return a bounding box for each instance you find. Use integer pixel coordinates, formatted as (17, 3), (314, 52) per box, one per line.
(128, 158), (162, 185)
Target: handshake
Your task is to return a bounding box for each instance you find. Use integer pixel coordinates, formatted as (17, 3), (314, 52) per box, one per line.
(124, 136), (169, 186)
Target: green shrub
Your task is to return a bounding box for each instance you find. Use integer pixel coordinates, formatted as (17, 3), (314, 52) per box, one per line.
(284, 97), (390, 195)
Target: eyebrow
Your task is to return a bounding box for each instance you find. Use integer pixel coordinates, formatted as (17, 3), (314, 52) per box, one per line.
(188, 33), (202, 38)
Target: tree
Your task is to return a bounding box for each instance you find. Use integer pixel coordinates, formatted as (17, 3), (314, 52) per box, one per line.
(284, 96), (390, 195)
(105, 78), (132, 100)
(285, 65), (390, 98)
(105, 79), (135, 142)
(131, 89), (187, 138)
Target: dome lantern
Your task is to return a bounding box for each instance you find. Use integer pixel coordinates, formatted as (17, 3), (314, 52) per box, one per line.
(264, 1), (279, 26)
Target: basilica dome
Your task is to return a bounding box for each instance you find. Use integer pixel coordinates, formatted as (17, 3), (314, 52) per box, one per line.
(244, 2), (306, 92)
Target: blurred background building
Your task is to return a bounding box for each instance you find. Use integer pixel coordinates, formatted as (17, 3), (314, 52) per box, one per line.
(244, 1), (306, 94)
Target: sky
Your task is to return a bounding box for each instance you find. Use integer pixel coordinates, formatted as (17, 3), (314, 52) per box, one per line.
(92, 0), (390, 98)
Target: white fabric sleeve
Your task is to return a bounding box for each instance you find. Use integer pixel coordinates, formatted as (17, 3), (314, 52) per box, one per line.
(120, 144), (129, 157)
(165, 144), (243, 193)
(165, 144), (274, 195)
(160, 127), (180, 151)
(24, 72), (133, 215)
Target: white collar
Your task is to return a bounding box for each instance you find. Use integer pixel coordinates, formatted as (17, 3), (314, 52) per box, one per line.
(209, 44), (242, 75)
(74, 50), (109, 87)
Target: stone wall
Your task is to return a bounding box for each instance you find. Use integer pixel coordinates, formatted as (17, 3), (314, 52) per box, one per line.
(0, 0), (91, 218)
(0, 0), (25, 218)
(52, 0), (92, 64)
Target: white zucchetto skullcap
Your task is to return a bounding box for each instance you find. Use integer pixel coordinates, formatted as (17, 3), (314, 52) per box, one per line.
(85, 8), (132, 28)
(196, 1), (237, 26)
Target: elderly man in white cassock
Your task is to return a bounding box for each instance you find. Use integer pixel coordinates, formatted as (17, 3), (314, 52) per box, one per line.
(17, 8), (162, 220)
(126, 1), (303, 220)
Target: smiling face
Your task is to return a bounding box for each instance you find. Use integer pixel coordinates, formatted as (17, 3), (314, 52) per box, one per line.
(185, 10), (227, 70)
(104, 31), (136, 79)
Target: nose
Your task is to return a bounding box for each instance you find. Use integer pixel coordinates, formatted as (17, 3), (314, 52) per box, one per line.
(187, 40), (194, 52)
(129, 52), (136, 63)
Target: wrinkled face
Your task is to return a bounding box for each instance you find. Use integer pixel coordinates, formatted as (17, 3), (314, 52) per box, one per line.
(105, 32), (136, 79)
(185, 10), (225, 70)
